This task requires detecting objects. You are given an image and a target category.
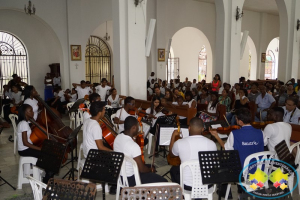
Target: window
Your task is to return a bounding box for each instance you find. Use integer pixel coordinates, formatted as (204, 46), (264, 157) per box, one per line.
(0, 31), (28, 95)
(85, 36), (111, 83)
(248, 51), (251, 80)
(265, 50), (275, 80)
(167, 52), (179, 82)
(198, 46), (207, 82)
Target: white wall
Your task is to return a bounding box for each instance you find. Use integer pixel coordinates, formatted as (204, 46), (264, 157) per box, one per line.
(171, 27), (212, 82)
(0, 9), (62, 97)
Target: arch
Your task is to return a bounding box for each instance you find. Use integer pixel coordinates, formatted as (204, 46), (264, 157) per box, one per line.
(0, 31), (29, 94)
(170, 27), (213, 83)
(265, 37), (280, 79)
(240, 34), (258, 80)
(85, 36), (112, 83)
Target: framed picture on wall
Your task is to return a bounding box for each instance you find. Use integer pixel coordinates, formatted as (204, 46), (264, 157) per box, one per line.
(71, 45), (82, 61)
(158, 49), (165, 62)
(261, 53), (266, 63)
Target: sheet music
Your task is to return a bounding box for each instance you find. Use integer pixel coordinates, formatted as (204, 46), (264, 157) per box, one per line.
(211, 124), (222, 129)
(141, 122), (151, 139)
(159, 127), (175, 146)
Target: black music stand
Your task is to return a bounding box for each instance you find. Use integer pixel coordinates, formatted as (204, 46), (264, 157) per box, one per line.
(36, 140), (67, 176)
(198, 150), (242, 200)
(62, 124), (83, 181)
(68, 98), (85, 159)
(43, 178), (97, 200)
(0, 170), (16, 190)
(80, 149), (124, 200)
(204, 120), (229, 131)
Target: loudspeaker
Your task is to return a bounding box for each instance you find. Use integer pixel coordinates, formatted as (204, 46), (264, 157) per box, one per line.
(240, 30), (249, 60)
(165, 39), (172, 63)
(145, 19), (156, 57)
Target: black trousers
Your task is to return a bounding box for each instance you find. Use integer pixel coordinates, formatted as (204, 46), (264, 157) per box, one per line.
(18, 148), (54, 184)
(125, 172), (168, 187)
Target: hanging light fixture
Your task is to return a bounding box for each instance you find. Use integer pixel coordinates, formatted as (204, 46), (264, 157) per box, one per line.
(104, 21), (110, 41)
(236, 6), (244, 21)
(297, 19), (300, 31)
(24, 1), (35, 15)
(134, 0), (144, 7)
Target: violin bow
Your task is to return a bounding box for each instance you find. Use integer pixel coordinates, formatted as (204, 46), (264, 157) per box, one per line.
(223, 114), (230, 126)
(151, 124), (159, 170)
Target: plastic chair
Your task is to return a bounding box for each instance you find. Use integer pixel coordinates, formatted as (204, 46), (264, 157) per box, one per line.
(76, 143), (108, 192)
(66, 102), (75, 129)
(116, 155), (142, 200)
(9, 114), (18, 155)
(27, 176), (47, 200)
(289, 142), (300, 194)
(18, 156), (42, 189)
(121, 183), (183, 199)
(110, 113), (118, 131)
(180, 160), (216, 200)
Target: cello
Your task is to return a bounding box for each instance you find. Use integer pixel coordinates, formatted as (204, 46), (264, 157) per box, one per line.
(136, 116), (145, 163)
(167, 116), (181, 166)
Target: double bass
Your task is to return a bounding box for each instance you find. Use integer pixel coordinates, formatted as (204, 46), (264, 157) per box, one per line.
(167, 116), (181, 166)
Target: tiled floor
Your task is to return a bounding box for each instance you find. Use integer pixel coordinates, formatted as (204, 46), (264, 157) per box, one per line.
(0, 115), (299, 199)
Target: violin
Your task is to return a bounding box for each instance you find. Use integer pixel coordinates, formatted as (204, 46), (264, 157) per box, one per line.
(167, 116), (181, 166)
(136, 116), (145, 163)
(251, 121), (274, 129)
(215, 125), (241, 134)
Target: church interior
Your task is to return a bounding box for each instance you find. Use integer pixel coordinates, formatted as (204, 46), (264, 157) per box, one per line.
(1, 0), (300, 199)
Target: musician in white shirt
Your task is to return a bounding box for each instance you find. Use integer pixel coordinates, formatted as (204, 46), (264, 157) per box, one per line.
(72, 81), (93, 99)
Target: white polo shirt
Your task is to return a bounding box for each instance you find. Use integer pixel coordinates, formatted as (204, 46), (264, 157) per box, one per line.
(172, 135), (217, 187)
(114, 133), (141, 177)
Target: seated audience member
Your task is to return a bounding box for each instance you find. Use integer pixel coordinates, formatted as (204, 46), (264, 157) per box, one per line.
(147, 81), (153, 97)
(172, 96), (188, 125)
(114, 116), (167, 186)
(283, 96), (300, 124)
(191, 88), (199, 102)
(185, 91), (196, 108)
(95, 77), (114, 102)
(160, 80), (166, 95)
(248, 83), (260, 102)
(191, 79), (197, 89)
(82, 93), (101, 123)
(107, 88), (122, 108)
(264, 107), (292, 152)
(150, 79), (155, 89)
(255, 85), (276, 121)
(211, 74), (221, 92)
(11, 85), (23, 108)
(148, 72), (156, 83)
(198, 87), (211, 104)
(199, 92), (219, 122)
(227, 89), (249, 125)
(72, 80), (93, 99)
(69, 88), (78, 102)
(210, 108), (264, 194)
(114, 96), (136, 133)
(173, 88), (185, 100)
(169, 117), (217, 187)
(153, 87), (165, 99)
(218, 89), (231, 112)
(286, 83), (297, 96)
(276, 85), (288, 106)
(231, 83), (241, 110)
(82, 101), (111, 159)
(218, 82), (227, 95)
(164, 89), (174, 102)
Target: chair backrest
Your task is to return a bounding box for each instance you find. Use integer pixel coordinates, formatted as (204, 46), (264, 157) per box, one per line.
(289, 142), (300, 165)
(76, 109), (84, 127)
(27, 176), (47, 200)
(9, 114), (18, 134)
(242, 151), (276, 181)
(180, 160), (214, 198)
(217, 104), (226, 120)
(118, 155), (141, 187)
(66, 102), (75, 118)
(121, 183), (183, 199)
(85, 100), (90, 108)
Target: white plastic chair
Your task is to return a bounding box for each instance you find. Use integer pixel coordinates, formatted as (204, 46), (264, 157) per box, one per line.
(85, 100), (91, 109)
(289, 142), (300, 194)
(66, 102), (75, 129)
(76, 109), (84, 129)
(9, 114), (18, 155)
(111, 113), (118, 131)
(116, 155), (142, 200)
(27, 176), (47, 200)
(180, 160), (216, 200)
(18, 156), (42, 189)
(228, 151), (276, 196)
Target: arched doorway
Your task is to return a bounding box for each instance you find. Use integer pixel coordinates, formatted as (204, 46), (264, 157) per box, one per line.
(85, 36), (111, 83)
(170, 27), (213, 83)
(0, 31), (28, 94)
(265, 38), (279, 79)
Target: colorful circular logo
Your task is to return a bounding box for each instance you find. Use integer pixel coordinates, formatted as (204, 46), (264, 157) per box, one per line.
(239, 159), (298, 199)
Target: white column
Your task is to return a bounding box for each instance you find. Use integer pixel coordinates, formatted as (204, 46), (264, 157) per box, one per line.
(112, 0), (147, 99)
(215, 0), (245, 85)
(276, 0), (300, 82)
